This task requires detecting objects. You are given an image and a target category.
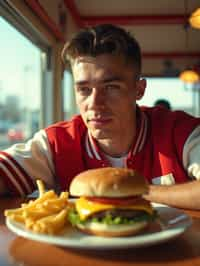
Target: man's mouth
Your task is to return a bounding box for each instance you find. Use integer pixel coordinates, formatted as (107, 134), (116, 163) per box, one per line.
(87, 117), (112, 125)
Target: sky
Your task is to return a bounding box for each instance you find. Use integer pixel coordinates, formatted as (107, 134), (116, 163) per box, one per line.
(0, 16), (41, 109)
(0, 15), (196, 115)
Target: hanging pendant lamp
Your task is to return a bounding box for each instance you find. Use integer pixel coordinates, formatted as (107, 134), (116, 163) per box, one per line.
(189, 8), (200, 29)
(179, 70), (200, 83)
(179, 2), (200, 84)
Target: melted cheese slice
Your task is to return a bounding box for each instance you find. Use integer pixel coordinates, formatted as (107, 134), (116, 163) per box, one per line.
(75, 197), (154, 221)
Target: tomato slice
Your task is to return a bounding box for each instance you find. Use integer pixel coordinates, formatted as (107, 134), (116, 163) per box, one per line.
(85, 196), (143, 205)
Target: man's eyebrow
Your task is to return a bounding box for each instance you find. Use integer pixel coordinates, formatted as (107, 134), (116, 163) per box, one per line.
(74, 80), (88, 86)
(75, 76), (123, 86)
(101, 76), (123, 83)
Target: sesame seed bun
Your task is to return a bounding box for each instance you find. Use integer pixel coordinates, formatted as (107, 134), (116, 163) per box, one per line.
(70, 167), (149, 197)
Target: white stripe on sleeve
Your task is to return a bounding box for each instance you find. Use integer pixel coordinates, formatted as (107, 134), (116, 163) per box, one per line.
(182, 125), (200, 180)
(0, 153), (32, 194)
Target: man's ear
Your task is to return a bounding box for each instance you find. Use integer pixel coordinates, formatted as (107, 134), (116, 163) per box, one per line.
(136, 79), (146, 100)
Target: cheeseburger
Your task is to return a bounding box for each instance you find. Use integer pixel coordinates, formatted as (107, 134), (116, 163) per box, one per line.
(68, 167), (156, 237)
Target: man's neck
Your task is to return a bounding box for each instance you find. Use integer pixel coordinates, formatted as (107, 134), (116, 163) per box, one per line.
(97, 132), (136, 157)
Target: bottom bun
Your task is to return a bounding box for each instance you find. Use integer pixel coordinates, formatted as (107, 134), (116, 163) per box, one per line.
(76, 221), (149, 237)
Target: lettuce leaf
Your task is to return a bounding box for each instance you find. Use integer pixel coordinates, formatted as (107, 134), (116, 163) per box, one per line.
(68, 209), (158, 226)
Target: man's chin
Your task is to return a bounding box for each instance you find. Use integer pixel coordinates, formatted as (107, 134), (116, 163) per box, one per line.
(89, 128), (110, 140)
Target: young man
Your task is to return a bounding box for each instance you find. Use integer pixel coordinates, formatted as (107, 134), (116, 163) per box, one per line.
(0, 24), (200, 210)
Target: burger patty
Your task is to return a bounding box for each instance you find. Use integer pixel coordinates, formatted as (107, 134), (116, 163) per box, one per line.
(90, 209), (147, 220)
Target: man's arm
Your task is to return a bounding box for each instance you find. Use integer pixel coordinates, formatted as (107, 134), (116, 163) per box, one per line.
(0, 179), (8, 195)
(0, 129), (55, 197)
(145, 124), (200, 210)
(143, 180), (200, 210)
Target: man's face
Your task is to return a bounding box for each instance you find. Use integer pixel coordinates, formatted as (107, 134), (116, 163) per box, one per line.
(72, 54), (145, 140)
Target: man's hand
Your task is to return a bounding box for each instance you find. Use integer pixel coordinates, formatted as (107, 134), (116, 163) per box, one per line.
(143, 180), (200, 210)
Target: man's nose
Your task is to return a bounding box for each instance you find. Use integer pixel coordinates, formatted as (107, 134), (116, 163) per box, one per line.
(89, 88), (106, 107)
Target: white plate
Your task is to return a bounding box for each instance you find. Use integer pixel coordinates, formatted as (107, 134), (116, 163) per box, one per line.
(6, 203), (192, 250)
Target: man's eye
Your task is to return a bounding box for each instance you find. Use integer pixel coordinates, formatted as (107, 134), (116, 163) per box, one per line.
(105, 84), (120, 90)
(77, 87), (91, 94)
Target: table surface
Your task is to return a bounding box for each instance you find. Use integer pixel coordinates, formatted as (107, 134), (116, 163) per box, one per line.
(1, 198), (200, 266)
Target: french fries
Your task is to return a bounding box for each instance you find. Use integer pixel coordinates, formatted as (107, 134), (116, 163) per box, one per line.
(4, 180), (72, 235)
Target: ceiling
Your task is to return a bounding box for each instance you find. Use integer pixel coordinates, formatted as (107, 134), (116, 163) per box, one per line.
(24, 0), (200, 76)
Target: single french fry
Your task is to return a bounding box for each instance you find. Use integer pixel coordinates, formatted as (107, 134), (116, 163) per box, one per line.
(43, 197), (67, 205)
(36, 180), (45, 197)
(9, 214), (25, 223)
(41, 204), (63, 213)
(32, 223), (43, 233)
(21, 200), (34, 208)
(53, 208), (68, 223)
(34, 203), (45, 210)
(21, 203), (29, 208)
(36, 213), (58, 224)
(59, 191), (69, 199)
(45, 208), (68, 234)
(25, 218), (35, 229)
(4, 208), (23, 217)
(42, 198), (67, 210)
(23, 209), (53, 220)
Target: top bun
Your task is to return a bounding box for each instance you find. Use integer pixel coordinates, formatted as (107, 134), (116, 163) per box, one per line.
(70, 167), (148, 197)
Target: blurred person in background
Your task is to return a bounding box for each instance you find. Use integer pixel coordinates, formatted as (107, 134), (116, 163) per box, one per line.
(154, 99), (171, 110)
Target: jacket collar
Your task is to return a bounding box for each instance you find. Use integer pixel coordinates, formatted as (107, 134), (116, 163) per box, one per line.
(85, 107), (148, 160)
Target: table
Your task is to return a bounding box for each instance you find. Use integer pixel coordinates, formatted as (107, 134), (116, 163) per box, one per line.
(0, 198), (200, 266)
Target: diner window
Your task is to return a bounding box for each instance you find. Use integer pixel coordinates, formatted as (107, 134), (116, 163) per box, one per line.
(0, 3), (51, 149)
(138, 78), (196, 116)
(63, 70), (78, 120)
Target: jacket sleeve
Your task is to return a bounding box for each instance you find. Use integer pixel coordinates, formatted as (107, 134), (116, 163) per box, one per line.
(183, 125), (200, 180)
(0, 129), (55, 196)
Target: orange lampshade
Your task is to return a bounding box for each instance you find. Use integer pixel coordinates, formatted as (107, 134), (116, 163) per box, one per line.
(179, 70), (200, 83)
(189, 8), (200, 29)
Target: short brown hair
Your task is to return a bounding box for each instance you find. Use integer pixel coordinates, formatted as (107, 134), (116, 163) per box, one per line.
(62, 24), (142, 78)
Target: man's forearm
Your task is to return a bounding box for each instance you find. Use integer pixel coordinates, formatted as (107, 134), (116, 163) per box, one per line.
(143, 180), (200, 210)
